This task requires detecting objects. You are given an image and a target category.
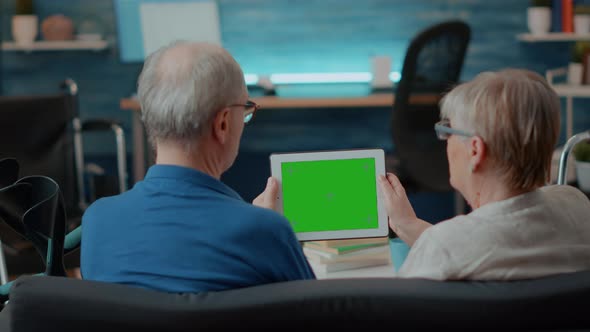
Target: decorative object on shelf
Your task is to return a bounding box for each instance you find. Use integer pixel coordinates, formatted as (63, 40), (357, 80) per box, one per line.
(574, 5), (590, 34)
(41, 14), (74, 41)
(76, 19), (103, 41)
(11, 0), (38, 46)
(562, 0), (574, 33)
(573, 138), (590, 191)
(568, 41), (590, 85)
(528, 0), (552, 35)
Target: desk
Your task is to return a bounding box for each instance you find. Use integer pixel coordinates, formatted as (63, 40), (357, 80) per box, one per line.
(121, 94), (440, 182)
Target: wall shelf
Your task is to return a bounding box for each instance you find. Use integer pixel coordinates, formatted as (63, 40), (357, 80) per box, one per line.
(551, 83), (590, 97)
(517, 33), (590, 42)
(1, 40), (108, 52)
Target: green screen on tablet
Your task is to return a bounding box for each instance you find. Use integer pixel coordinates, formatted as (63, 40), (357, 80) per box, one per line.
(280, 158), (379, 232)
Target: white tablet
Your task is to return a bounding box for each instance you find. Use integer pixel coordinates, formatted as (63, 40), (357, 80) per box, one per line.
(270, 149), (388, 241)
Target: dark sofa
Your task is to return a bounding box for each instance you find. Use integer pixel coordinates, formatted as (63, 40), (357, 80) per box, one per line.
(2, 270), (590, 331)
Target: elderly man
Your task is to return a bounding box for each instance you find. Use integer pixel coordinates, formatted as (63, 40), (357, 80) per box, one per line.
(81, 41), (315, 292)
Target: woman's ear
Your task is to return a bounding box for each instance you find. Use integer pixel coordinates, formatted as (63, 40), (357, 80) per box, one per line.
(212, 107), (230, 144)
(470, 136), (486, 172)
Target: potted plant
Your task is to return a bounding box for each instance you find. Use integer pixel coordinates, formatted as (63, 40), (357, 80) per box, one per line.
(574, 5), (590, 34)
(568, 41), (590, 85)
(528, 0), (552, 35)
(573, 139), (590, 192)
(12, 0), (38, 46)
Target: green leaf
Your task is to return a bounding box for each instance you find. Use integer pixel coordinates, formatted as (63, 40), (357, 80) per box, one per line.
(573, 140), (590, 162)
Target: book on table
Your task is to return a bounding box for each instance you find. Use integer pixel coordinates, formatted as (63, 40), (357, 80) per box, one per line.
(303, 238), (391, 272)
(303, 237), (389, 255)
(309, 237), (389, 248)
(304, 245), (390, 263)
(308, 255), (391, 273)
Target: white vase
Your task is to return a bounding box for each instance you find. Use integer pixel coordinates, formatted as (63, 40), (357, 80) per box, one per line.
(575, 161), (590, 192)
(574, 14), (590, 34)
(527, 7), (551, 35)
(568, 62), (584, 85)
(370, 55), (393, 89)
(11, 15), (38, 46)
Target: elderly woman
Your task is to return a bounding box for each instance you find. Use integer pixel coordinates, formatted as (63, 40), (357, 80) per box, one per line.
(378, 69), (590, 280)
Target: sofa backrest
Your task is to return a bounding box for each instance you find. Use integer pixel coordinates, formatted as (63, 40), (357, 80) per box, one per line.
(4, 271), (590, 331)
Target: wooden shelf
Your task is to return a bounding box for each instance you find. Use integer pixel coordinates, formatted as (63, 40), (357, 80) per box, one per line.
(517, 33), (590, 42)
(1, 40), (108, 52)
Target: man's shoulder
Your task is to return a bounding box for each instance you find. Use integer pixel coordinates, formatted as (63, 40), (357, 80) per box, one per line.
(84, 190), (136, 217)
(239, 204), (289, 224)
(234, 204), (293, 232)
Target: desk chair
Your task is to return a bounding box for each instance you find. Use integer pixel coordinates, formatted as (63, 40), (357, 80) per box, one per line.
(0, 79), (127, 277)
(389, 20), (470, 215)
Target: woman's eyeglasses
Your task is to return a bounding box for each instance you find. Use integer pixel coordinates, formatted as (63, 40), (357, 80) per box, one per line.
(434, 119), (474, 140)
(228, 100), (260, 124)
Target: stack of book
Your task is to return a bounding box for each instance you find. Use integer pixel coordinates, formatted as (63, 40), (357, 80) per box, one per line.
(303, 237), (390, 273)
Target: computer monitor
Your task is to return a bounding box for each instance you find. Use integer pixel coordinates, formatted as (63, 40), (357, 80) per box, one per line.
(113, 0), (221, 63)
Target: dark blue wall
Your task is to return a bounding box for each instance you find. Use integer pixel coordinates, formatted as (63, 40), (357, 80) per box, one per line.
(1, 1), (585, 152)
(1, 0), (589, 218)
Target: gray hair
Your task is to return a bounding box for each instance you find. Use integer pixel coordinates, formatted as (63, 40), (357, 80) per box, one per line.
(137, 41), (246, 150)
(440, 69), (561, 190)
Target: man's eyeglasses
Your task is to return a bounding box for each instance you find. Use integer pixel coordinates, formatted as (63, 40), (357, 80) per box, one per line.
(228, 100), (259, 124)
(434, 119), (474, 140)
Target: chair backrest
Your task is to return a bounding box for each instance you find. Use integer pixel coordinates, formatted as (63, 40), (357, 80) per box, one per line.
(0, 82), (80, 219)
(392, 20), (470, 191)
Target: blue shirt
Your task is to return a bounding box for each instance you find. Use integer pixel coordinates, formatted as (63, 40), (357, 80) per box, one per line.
(81, 164), (315, 292)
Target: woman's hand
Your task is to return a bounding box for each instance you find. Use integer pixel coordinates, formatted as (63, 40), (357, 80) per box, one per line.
(253, 177), (279, 211)
(378, 173), (431, 246)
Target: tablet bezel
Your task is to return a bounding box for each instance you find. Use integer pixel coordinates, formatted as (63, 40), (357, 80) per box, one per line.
(270, 149), (388, 241)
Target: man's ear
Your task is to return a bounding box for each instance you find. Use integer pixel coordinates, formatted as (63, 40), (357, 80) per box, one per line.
(470, 136), (486, 172)
(212, 108), (230, 144)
